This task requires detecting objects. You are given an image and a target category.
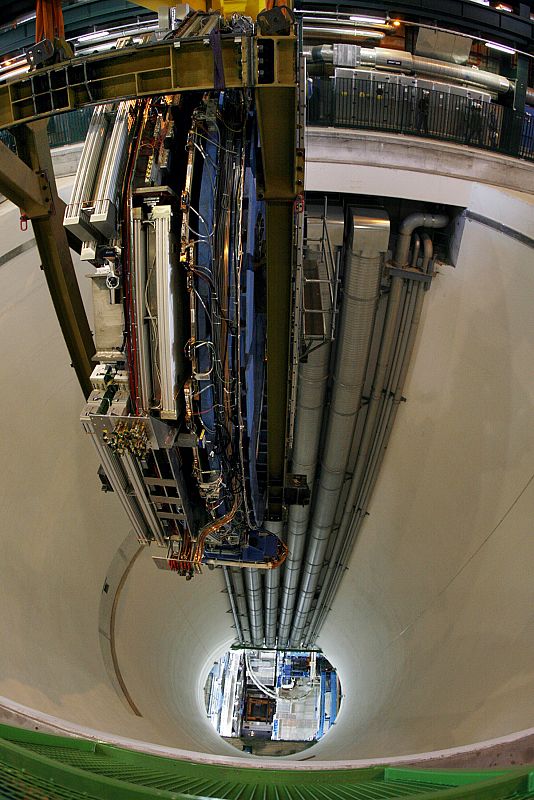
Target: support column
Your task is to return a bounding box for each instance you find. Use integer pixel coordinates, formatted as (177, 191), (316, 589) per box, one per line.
(255, 77), (299, 519)
(13, 120), (95, 397)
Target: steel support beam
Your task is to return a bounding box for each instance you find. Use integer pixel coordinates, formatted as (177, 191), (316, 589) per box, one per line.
(263, 201), (293, 518)
(0, 140), (49, 219)
(255, 59), (299, 516)
(0, 39), (257, 129)
(12, 121), (95, 397)
(0, 141), (82, 249)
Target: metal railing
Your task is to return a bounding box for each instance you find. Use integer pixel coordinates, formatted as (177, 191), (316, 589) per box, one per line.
(0, 106), (94, 152)
(307, 76), (534, 162)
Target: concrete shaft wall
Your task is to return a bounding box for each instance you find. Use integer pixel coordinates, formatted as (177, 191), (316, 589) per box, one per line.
(0, 140), (533, 762)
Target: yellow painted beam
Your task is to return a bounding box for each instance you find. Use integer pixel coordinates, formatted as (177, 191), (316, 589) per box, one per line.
(0, 140), (49, 218)
(130, 0), (267, 20)
(0, 40), (253, 128)
(128, 0), (203, 10)
(13, 121), (95, 396)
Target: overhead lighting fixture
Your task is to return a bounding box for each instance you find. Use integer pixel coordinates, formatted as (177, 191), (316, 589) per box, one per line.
(495, 3), (513, 10)
(17, 12), (37, 24)
(469, 0), (490, 5)
(76, 42), (116, 55)
(303, 26), (385, 39)
(349, 15), (387, 25)
(392, 19), (402, 27)
(77, 30), (110, 43)
(484, 40), (516, 54)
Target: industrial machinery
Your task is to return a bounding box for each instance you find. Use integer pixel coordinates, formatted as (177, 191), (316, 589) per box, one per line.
(5, 5), (480, 648)
(69, 13), (289, 578)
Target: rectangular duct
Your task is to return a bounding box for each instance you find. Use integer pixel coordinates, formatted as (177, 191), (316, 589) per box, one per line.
(415, 29), (473, 65)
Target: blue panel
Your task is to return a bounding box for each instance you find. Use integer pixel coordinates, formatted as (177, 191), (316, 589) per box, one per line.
(241, 127), (266, 527)
(317, 671), (326, 739)
(195, 133), (223, 496)
(203, 530), (280, 565)
(330, 671), (337, 725)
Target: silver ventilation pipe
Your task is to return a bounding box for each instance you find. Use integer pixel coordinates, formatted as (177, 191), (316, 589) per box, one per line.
(229, 567), (252, 645)
(304, 269), (405, 638)
(245, 568), (264, 646)
(395, 213), (449, 268)
(311, 44), (511, 95)
(411, 232), (421, 268)
(222, 567), (244, 644)
(289, 208), (390, 647)
(264, 568), (279, 648)
(276, 205), (343, 647)
(277, 343), (331, 646)
(306, 219), (447, 645)
(420, 231), (434, 272)
(264, 520), (284, 647)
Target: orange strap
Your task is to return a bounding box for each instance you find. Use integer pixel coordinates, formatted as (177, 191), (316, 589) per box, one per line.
(35, 0), (65, 43)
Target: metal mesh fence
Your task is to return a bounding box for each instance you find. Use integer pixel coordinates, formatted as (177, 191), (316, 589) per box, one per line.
(307, 75), (534, 162)
(0, 106), (94, 152)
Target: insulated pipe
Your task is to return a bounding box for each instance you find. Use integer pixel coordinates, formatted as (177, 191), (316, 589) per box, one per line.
(305, 218), (447, 644)
(276, 206), (342, 647)
(305, 277), (405, 639)
(264, 520), (283, 647)
(245, 568), (264, 646)
(411, 232), (421, 268)
(395, 213), (449, 269)
(277, 342), (331, 647)
(229, 567), (252, 645)
(307, 233), (439, 645)
(264, 568), (279, 648)
(312, 44), (511, 95)
(289, 208), (390, 647)
(222, 567), (243, 645)
(421, 231), (434, 273)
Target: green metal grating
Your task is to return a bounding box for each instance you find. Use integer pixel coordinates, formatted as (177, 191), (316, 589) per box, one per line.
(0, 723), (534, 800)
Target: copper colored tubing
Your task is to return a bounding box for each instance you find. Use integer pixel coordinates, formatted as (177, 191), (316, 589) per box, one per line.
(194, 495), (241, 563)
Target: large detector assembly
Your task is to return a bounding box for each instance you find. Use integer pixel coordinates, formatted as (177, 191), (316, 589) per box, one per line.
(69, 21), (287, 577)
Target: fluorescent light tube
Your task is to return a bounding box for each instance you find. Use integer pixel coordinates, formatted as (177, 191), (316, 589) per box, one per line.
(484, 41), (516, 54)
(77, 30), (110, 43)
(303, 26), (384, 39)
(349, 15), (386, 24)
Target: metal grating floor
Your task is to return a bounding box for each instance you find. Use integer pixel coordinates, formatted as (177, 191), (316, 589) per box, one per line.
(5, 742), (456, 799)
(1, 724), (534, 800)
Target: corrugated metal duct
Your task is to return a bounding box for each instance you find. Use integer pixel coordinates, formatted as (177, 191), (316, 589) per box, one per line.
(276, 206), (343, 648)
(305, 214), (449, 645)
(289, 208), (390, 647)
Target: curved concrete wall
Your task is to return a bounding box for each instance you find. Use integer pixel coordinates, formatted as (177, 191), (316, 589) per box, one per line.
(0, 180), (236, 755)
(312, 206), (534, 758)
(1, 144), (534, 762)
